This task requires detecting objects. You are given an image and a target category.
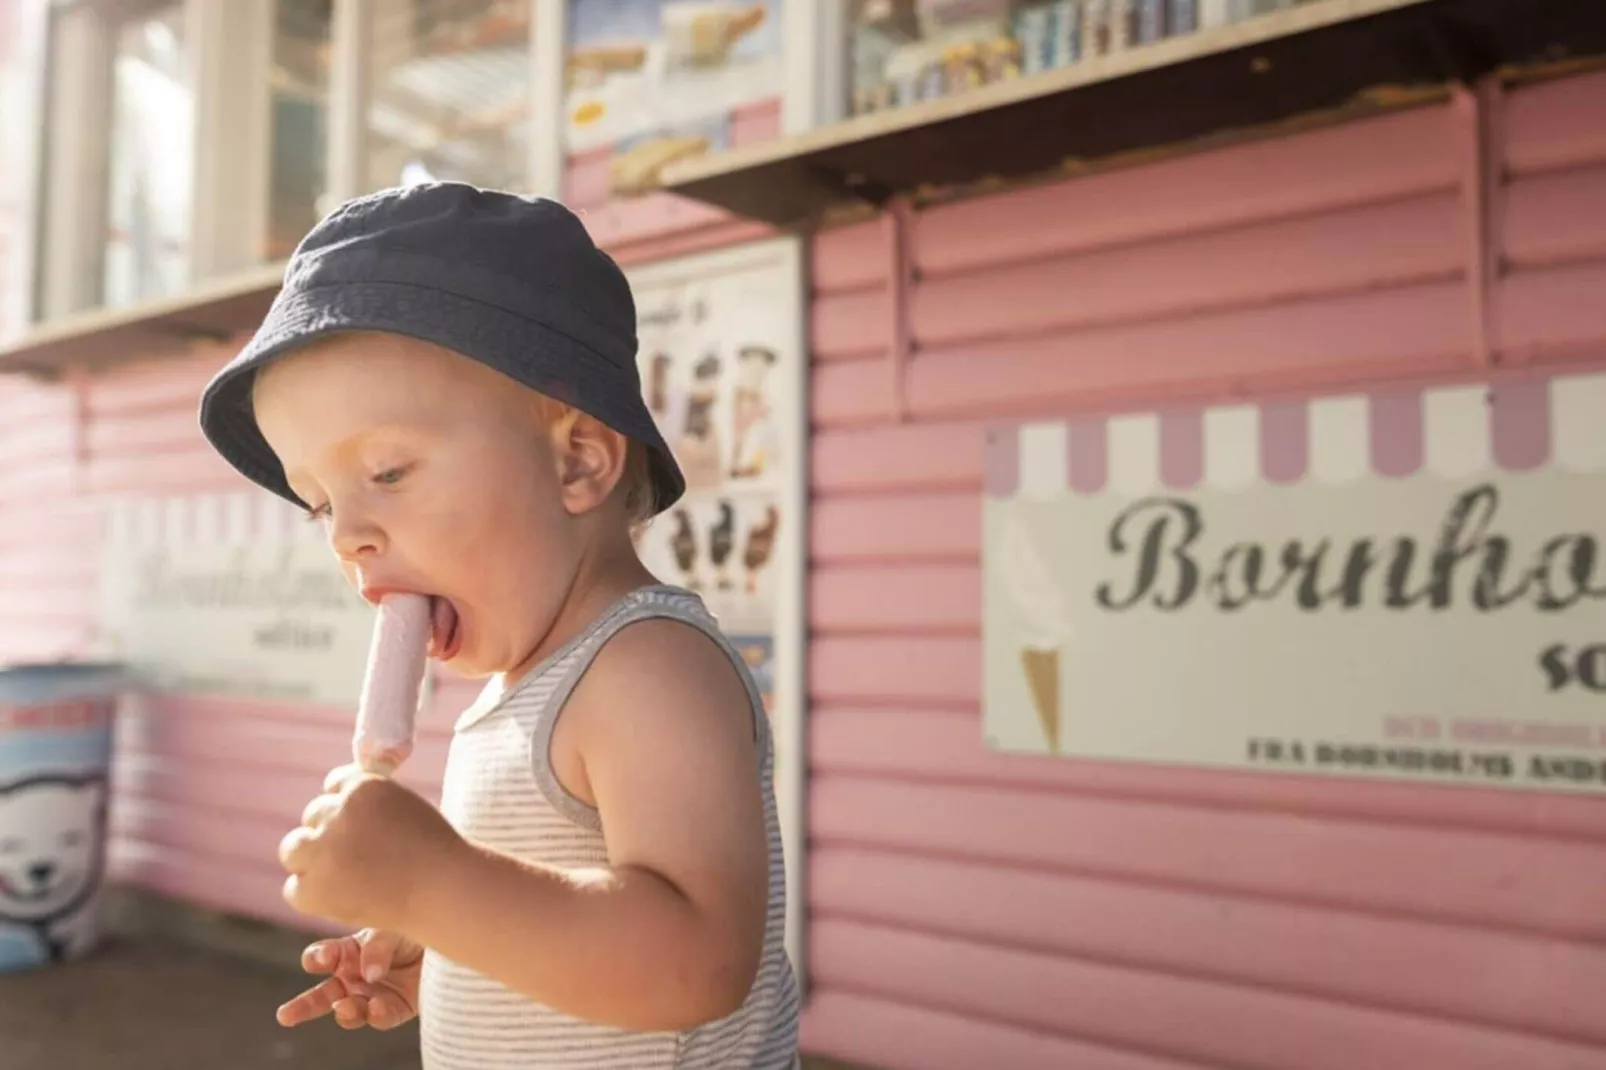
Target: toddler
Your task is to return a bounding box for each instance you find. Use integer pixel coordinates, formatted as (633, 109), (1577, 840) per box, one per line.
(197, 183), (800, 1069)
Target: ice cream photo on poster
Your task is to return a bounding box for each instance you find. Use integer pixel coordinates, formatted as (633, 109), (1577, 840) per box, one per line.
(999, 509), (1072, 753)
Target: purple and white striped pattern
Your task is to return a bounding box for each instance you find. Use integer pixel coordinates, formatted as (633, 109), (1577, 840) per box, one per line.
(985, 371), (1604, 499)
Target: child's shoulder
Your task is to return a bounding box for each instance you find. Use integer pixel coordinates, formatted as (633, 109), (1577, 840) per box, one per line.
(552, 607), (768, 855)
(575, 611), (755, 735)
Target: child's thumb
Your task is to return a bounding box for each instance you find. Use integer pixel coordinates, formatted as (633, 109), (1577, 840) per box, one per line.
(358, 928), (403, 984)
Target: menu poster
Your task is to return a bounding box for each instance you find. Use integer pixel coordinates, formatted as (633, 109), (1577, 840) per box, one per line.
(631, 251), (792, 636)
(564, 0), (784, 195)
(625, 237), (806, 977)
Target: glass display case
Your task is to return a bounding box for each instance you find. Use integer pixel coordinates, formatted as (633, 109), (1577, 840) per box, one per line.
(844, 0), (1330, 118)
(363, 0), (533, 192)
(269, 0), (333, 260)
(104, 3), (193, 309)
(563, 0), (786, 202)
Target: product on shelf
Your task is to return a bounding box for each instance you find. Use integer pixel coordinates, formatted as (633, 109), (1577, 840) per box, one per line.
(846, 0), (1234, 117)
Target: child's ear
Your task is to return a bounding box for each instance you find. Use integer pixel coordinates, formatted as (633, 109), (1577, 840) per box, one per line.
(554, 409), (628, 516)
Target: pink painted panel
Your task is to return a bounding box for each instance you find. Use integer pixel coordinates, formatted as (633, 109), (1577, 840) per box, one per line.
(1497, 259), (1606, 363)
(1503, 162), (1606, 268)
(810, 848), (1606, 1045)
(811, 421), (988, 493)
(605, 217), (774, 268)
(86, 407), (214, 454)
(2, 584), (99, 623)
(811, 286), (890, 361)
(577, 193), (734, 249)
(913, 192), (1463, 346)
(0, 622), (86, 662)
(811, 565), (977, 634)
(111, 753), (317, 820)
(812, 357), (896, 427)
(564, 145), (612, 209)
(809, 779), (1606, 939)
(0, 419), (75, 463)
(0, 457), (75, 501)
(114, 694), (453, 776)
(1503, 68), (1606, 176)
(811, 492), (979, 563)
(801, 990), (1205, 1070)
(84, 349), (232, 416)
(811, 222), (888, 293)
(0, 377), (72, 423)
(903, 281), (1470, 422)
(809, 920), (1606, 1070)
(807, 707), (1606, 842)
(0, 500), (102, 550)
(915, 104), (1458, 277)
(810, 636), (979, 706)
(0, 550), (97, 588)
(727, 97), (782, 146)
(111, 797), (285, 868)
(81, 447), (243, 494)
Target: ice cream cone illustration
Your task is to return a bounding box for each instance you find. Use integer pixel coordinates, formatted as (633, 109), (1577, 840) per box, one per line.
(999, 509), (1070, 753)
(1019, 647), (1060, 752)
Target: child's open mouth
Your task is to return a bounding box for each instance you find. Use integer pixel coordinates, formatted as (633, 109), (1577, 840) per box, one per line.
(428, 596), (462, 661)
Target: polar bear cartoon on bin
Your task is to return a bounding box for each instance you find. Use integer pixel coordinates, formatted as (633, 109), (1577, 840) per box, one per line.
(0, 774), (108, 965)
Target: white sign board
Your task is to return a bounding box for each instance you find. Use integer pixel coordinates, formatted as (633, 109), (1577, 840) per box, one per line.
(984, 372), (1606, 794)
(96, 495), (379, 707)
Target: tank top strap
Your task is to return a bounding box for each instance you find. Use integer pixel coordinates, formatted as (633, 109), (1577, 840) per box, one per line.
(528, 584), (774, 833)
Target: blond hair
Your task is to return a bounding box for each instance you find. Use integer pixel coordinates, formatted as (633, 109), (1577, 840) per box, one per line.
(617, 438), (657, 530)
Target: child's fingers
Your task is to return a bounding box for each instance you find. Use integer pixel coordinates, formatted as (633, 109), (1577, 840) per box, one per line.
(300, 937), (355, 975)
(356, 928), (404, 983)
(277, 975), (350, 1027)
(365, 991), (415, 1031)
(332, 995), (371, 1030)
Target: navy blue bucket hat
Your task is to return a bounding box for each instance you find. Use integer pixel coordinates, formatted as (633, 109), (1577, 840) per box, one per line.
(199, 182), (684, 515)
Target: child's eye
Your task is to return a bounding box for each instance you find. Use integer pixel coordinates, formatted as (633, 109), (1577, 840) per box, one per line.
(373, 466), (408, 487)
(303, 503), (331, 523)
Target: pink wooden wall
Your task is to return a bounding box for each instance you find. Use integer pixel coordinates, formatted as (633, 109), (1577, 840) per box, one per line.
(0, 68), (1604, 1070)
(800, 71), (1606, 1070)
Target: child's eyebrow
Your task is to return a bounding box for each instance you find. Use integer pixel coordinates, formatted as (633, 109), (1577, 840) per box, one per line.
(281, 423), (424, 482)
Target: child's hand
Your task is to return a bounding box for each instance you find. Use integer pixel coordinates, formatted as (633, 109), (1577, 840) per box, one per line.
(279, 765), (465, 932)
(276, 928), (422, 1031)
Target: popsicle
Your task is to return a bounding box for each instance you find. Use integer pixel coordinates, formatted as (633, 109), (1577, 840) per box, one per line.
(353, 593), (432, 777)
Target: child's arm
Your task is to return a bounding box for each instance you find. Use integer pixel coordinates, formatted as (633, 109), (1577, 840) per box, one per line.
(407, 619), (771, 1031)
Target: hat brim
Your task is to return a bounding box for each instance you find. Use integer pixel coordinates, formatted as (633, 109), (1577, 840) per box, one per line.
(199, 280), (686, 516)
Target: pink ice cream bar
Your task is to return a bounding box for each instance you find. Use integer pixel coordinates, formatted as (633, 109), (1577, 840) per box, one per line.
(353, 593), (432, 776)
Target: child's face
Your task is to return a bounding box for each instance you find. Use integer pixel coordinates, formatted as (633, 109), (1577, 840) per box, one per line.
(252, 332), (607, 679)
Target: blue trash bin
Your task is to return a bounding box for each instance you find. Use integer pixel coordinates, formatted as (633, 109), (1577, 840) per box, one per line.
(0, 662), (123, 973)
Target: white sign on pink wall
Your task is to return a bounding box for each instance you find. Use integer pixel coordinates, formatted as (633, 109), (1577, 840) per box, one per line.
(983, 371), (1606, 795)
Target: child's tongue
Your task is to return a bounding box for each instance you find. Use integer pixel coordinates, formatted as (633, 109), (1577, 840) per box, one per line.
(429, 596), (459, 659)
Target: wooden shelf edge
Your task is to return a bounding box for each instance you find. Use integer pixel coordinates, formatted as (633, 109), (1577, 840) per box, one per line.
(664, 0), (1431, 190)
(662, 0), (1606, 229)
(0, 262), (287, 378)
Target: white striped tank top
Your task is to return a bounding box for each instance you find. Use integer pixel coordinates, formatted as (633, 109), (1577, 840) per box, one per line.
(418, 585), (801, 1069)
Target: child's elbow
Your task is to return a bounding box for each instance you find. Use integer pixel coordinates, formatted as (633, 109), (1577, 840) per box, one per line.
(680, 937), (762, 1027)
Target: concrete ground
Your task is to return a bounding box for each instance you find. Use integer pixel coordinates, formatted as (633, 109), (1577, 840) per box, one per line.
(0, 934), (421, 1070)
(1, 888), (866, 1070)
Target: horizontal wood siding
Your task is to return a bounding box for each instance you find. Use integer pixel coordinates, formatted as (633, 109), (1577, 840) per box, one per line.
(799, 78), (1606, 1070)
